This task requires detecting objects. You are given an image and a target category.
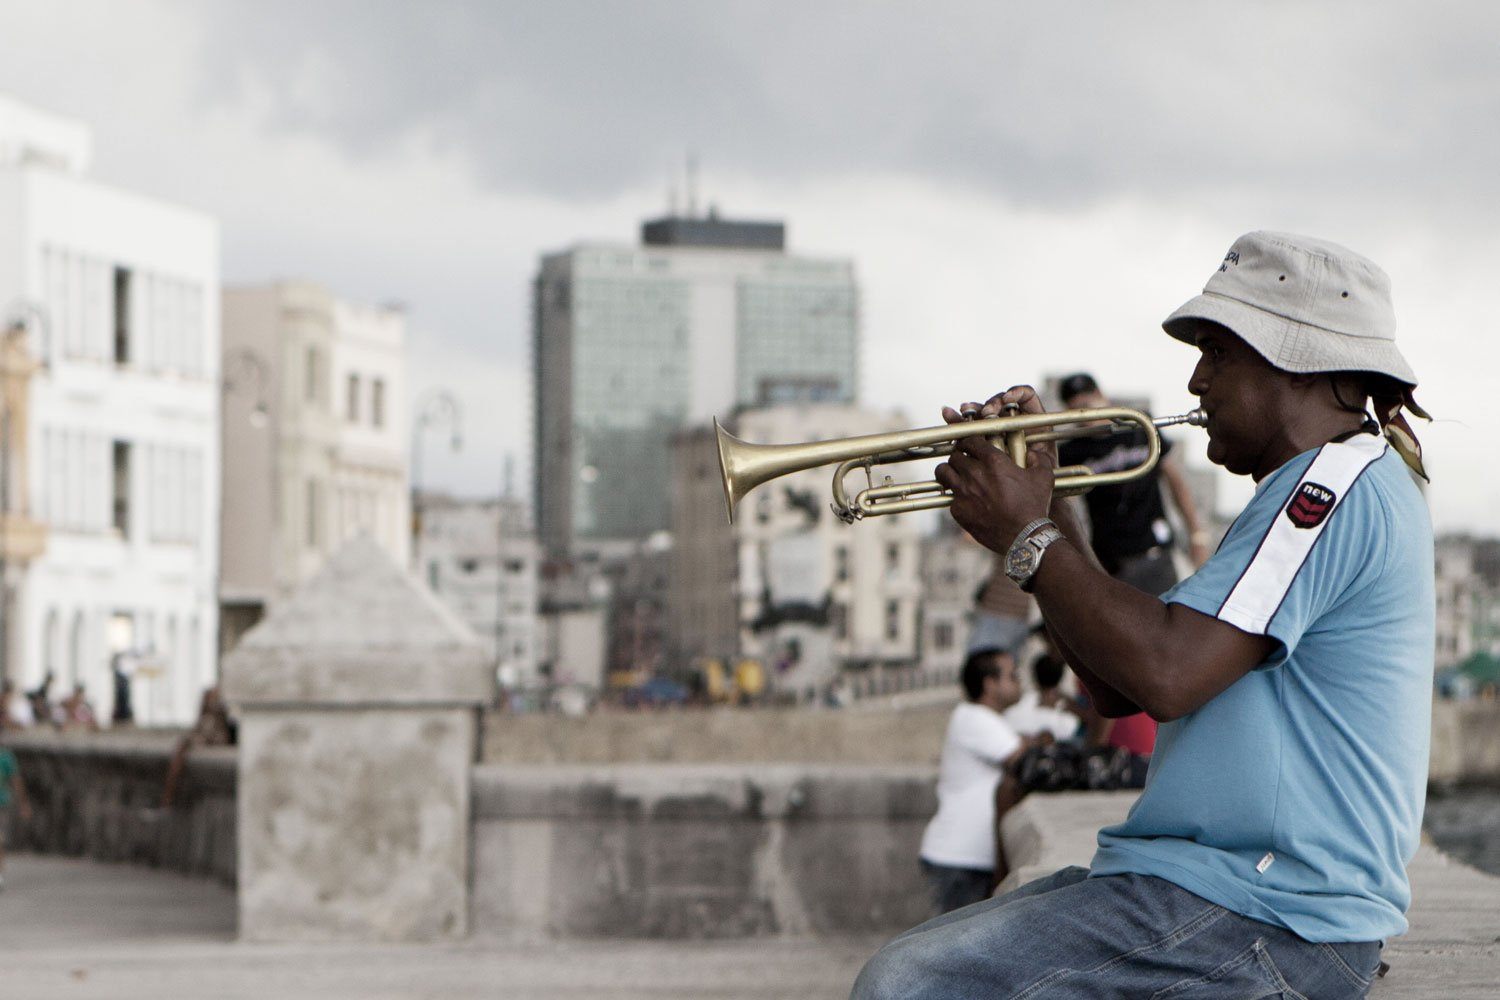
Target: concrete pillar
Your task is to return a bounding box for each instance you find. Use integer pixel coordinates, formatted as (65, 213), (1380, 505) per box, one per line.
(222, 536), (491, 942)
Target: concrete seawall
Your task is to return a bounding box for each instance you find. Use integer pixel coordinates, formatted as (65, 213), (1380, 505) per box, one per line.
(5, 730), (236, 885)
(471, 763), (936, 939)
(1427, 698), (1500, 786)
(482, 700), (954, 766)
(485, 698), (1500, 781)
(6, 696), (1499, 947)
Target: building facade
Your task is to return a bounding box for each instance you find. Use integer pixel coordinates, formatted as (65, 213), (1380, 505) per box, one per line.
(220, 283), (408, 652)
(414, 493), (540, 685)
(0, 94), (220, 724)
(917, 524), (1001, 674)
(533, 213), (858, 557)
(670, 403), (924, 694)
(1435, 534), (1500, 671)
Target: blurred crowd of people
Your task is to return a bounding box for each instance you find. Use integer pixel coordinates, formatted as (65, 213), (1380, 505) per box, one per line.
(0, 673), (99, 733)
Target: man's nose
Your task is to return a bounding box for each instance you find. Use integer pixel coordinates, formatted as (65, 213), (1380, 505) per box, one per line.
(1187, 359), (1209, 397)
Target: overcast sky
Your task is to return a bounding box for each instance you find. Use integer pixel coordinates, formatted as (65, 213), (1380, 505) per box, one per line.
(2, 1), (1497, 531)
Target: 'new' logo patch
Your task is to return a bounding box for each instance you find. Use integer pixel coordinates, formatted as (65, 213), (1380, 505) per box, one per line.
(1285, 482), (1336, 529)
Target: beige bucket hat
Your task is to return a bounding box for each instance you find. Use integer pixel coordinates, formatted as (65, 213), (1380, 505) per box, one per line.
(1163, 230), (1417, 387)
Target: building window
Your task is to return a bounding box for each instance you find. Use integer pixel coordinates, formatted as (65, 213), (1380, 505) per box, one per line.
(305, 478), (321, 549)
(831, 602), (848, 641)
(371, 379), (385, 428)
(113, 266), (131, 364)
(428, 561), (440, 591)
(305, 347), (321, 404)
(885, 599), (901, 641)
(111, 441), (130, 536)
(835, 546), (849, 583)
(346, 373), (360, 421)
(885, 542), (900, 575)
(934, 621), (954, 650)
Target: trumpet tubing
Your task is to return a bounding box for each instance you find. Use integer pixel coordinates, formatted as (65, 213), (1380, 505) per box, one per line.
(714, 407), (1207, 524)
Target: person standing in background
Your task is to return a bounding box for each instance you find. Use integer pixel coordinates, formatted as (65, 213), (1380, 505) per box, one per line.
(1057, 372), (1211, 590)
(1057, 372), (1214, 782)
(0, 735), (33, 890)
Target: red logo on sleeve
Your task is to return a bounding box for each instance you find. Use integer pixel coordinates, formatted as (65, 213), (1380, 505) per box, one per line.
(1285, 482), (1337, 528)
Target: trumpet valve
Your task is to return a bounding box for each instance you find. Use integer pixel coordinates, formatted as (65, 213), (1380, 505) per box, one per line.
(831, 502), (861, 524)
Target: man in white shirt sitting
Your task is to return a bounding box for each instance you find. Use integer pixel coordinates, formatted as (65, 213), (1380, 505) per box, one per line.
(1004, 653), (1083, 743)
(918, 648), (1048, 912)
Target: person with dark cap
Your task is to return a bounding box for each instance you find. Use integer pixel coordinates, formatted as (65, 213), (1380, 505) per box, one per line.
(1056, 371), (1211, 593)
(853, 232), (1432, 999)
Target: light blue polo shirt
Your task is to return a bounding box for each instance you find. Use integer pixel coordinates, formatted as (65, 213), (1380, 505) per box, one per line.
(1090, 431), (1435, 943)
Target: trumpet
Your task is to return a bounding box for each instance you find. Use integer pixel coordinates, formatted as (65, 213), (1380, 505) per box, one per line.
(714, 405), (1207, 524)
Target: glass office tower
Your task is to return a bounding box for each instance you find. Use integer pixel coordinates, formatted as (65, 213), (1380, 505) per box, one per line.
(533, 215), (858, 556)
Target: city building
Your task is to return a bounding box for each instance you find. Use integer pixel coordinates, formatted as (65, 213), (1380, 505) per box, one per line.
(670, 403), (923, 694)
(0, 94), (220, 724)
(916, 522), (1000, 674)
(536, 560), (609, 697)
(533, 210), (859, 557)
(413, 492), (540, 685)
(1435, 534), (1500, 671)
(219, 282), (408, 652)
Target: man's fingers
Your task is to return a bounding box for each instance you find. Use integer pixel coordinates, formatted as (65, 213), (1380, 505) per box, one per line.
(1027, 439), (1058, 469)
(933, 460), (959, 490)
(979, 385), (1045, 418)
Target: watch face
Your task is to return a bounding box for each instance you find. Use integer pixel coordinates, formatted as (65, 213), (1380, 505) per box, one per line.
(1006, 544), (1037, 580)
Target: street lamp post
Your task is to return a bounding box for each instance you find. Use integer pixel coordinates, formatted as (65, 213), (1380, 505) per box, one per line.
(410, 388), (462, 558)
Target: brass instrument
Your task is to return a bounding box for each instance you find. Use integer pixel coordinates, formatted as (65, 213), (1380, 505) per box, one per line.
(714, 406), (1207, 524)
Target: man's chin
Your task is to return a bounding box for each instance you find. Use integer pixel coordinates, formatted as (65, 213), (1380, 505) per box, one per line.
(1205, 442), (1249, 476)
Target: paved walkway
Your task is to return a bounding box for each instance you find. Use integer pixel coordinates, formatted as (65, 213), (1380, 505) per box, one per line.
(0, 855), (875, 999)
(7, 809), (1498, 1000)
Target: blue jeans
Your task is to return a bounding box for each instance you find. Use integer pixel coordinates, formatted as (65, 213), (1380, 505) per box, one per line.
(852, 866), (1382, 999)
(920, 860), (994, 916)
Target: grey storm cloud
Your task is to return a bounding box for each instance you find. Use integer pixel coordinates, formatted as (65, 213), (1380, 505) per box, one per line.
(185, 1), (1500, 215)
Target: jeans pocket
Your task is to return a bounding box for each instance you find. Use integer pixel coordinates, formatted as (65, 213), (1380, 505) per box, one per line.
(1255, 937), (1379, 1000)
(1317, 941), (1378, 991)
(1151, 939), (1291, 1000)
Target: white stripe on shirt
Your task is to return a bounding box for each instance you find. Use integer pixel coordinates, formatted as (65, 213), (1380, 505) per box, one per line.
(1217, 433), (1386, 635)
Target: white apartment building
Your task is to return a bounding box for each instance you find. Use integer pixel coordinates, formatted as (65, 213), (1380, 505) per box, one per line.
(0, 94), (220, 724)
(220, 283), (408, 651)
(671, 403), (923, 692)
(414, 494), (540, 684)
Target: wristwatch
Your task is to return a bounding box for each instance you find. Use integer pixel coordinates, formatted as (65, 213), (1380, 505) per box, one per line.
(1005, 520), (1064, 593)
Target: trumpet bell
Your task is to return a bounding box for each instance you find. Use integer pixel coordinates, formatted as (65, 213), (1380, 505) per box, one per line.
(715, 417), (748, 524)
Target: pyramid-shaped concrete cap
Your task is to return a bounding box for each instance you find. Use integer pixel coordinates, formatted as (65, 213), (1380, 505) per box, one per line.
(222, 535), (493, 707)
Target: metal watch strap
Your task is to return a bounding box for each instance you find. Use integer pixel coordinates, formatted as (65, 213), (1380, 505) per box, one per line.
(1008, 517), (1053, 554)
(1017, 525), (1064, 593)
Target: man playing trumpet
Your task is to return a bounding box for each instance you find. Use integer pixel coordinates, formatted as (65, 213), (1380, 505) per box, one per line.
(853, 231), (1434, 999)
